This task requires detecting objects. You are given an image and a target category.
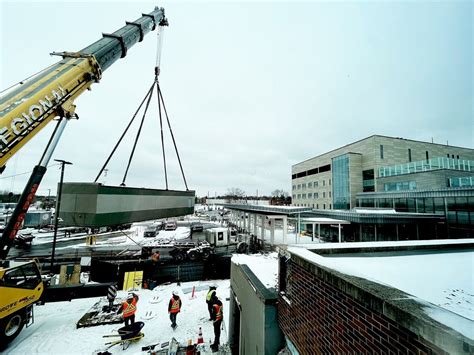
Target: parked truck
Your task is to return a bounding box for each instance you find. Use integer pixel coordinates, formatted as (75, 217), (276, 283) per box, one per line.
(142, 227), (249, 262)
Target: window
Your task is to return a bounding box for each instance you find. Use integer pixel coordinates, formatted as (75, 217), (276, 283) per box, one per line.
(323, 204), (326, 209)
(316, 204), (319, 209)
(408, 149), (412, 162)
(329, 179), (331, 186)
(329, 204), (331, 209)
(315, 181), (318, 187)
(307, 182), (313, 188)
(447, 153), (450, 158)
(292, 185), (296, 190)
(297, 194), (301, 199)
(323, 180), (326, 186)
(323, 192), (326, 198)
(2, 263), (41, 290)
(329, 191), (332, 198)
(315, 193), (319, 198)
(218, 232), (224, 241)
(297, 184), (301, 190)
(380, 145), (384, 159)
(426, 151), (429, 161)
(308, 193), (313, 198)
(457, 155), (459, 160)
(362, 169), (375, 192)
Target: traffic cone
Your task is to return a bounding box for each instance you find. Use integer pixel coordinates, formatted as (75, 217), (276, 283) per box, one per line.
(197, 327), (204, 344)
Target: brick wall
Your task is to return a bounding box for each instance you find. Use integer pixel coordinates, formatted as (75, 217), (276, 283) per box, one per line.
(278, 259), (447, 354)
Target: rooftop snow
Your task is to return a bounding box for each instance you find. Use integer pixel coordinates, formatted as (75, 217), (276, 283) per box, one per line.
(231, 252), (278, 289)
(287, 241), (474, 339)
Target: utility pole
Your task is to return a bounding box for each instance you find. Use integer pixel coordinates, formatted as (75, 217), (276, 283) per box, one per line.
(50, 159), (72, 272)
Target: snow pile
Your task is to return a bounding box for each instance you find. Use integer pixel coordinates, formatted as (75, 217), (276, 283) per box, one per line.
(7, 280), (230, 354)
(231, 252), (278, 289)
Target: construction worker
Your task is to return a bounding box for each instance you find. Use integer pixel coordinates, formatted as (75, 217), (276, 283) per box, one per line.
(206, 284), (218, 320)
(117, 292), (139, 326)
(168, 290), (182, 329)
(210, 298), (223, 351)
(107, 283), (117, 310)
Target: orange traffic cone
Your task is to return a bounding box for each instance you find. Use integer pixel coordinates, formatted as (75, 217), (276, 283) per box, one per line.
(197, 327), (204, 344)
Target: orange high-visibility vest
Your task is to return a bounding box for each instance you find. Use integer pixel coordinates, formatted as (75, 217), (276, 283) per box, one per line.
(170, 298), (180, 313)
(123, 298), (137, 318)
(213, 304), (223, 320)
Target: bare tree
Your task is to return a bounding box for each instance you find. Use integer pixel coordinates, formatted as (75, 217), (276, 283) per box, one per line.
(271, 189), (288, 198)
(226, 187), (246, 200)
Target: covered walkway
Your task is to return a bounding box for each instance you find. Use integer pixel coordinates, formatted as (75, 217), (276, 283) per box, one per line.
(219, 204), (312, 245)
(298, 217), (351, 243)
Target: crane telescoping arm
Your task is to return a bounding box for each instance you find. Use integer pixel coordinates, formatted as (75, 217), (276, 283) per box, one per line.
(0, 7), (168, 260)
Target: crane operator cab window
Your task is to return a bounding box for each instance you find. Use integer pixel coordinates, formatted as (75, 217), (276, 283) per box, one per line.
(1, 263), (42, 290)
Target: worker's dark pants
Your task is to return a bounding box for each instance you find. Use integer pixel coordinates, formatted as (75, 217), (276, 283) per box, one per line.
(213, 319), (222, 346)
(124, 314), (135, 326)
(207, 302), (213, 319)
(170, 312), (178, 327)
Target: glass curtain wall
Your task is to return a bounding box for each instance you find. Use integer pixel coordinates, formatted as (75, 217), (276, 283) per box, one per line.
(332, 155), (350, 209)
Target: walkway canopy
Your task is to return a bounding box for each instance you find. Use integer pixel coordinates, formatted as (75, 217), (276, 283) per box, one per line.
(298, 217), (350, 243)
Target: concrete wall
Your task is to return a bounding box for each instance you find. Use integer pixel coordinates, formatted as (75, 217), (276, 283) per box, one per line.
(230, 262), (283, 355)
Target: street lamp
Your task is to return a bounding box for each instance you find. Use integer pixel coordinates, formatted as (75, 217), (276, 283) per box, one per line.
(50, 159), (72, 272)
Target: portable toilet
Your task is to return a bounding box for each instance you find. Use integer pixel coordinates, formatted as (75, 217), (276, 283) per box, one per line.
(205, 227), (229, 246)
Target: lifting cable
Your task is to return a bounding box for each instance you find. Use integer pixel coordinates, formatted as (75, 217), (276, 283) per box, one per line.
(94, 25), (189, 191)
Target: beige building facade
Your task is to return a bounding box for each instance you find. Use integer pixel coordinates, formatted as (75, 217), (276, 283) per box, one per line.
(292, 135), (474, 209)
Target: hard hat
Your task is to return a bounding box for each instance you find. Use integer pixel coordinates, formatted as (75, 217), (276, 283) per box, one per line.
(210, 283), (217, 289)
(127, 292), (134, 299)
(172, 290), (179, 296)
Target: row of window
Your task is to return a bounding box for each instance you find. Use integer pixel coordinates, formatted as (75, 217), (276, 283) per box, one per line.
(379, 157), (474, 178)
(293, 191), (332, 199)
(383, 181), (417, 192)
(294, 203), (332, 209)
(292, 179), (331, 190)
(292, 164), (331, 179)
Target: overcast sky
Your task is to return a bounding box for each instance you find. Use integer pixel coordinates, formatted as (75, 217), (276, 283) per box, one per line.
(1, 0), (472, 198)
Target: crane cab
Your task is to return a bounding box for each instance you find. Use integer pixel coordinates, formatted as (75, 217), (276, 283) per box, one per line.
(0, 260), (44, 345)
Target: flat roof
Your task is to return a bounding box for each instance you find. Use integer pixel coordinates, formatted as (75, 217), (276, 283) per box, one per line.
(287, 239), (474, 340)
(220, 203), (312, 216)
(306, 209), (444, 224)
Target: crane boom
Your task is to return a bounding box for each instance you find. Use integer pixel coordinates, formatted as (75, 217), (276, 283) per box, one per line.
(0, 7), (167, 260)
(0, 7), (169, 347)
(0, 6), (167, 170)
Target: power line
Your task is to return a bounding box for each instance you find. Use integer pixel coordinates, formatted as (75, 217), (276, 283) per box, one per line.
(0, 163), (60, 180)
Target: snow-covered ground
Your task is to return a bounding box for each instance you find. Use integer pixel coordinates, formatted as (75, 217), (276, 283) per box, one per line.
(288, 243), (474, 339)
(7, 280), (230, 354)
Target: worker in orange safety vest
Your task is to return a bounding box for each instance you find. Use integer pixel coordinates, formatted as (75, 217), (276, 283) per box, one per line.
(210, 298), (223, 351)
(168, 290), (182, 329)
(117, 292), (139, 326)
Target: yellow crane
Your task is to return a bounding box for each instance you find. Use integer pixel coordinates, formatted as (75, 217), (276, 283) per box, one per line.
(0, 7), (167, 346)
